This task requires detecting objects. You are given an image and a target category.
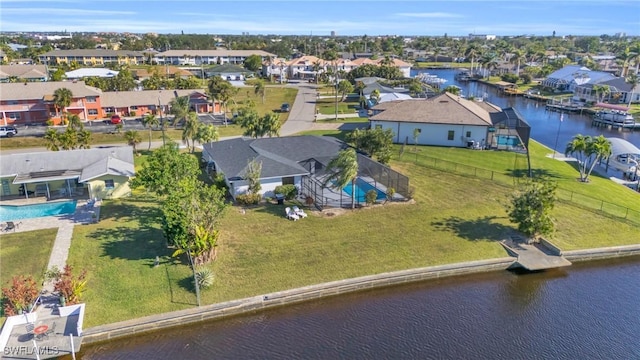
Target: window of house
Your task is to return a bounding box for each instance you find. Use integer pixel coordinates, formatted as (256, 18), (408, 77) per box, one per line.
(86, 96), (96, 103)
(466, 131), (471, 138)
(414, 128), (421, 134)
(447, 130), (455, 141)
(88, 109), (98, 115)
(8, 112), (21, 120)
(104, 179), (115, 189)
(130, 106), (138, 110)
(282, 177), (294, 185)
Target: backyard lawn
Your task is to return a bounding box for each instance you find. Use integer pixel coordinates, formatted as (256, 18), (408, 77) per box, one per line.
(0, 228), (57, 288)
(316, 98), (360, 115)
(62, 136), (640, 327)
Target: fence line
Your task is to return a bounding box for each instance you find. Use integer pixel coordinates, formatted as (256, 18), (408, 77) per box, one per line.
(397, 152), (640, 225)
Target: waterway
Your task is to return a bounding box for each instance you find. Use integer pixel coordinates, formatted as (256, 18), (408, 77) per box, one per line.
(79, 257), (640, 359)
(411, 69), (640, 149)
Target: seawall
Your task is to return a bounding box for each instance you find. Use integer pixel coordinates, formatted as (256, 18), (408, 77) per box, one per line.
(82, 257), (515, 344)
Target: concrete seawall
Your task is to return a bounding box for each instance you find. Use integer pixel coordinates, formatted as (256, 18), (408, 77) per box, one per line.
(82, 257), (515, 344)
(563, 244), (640, 261)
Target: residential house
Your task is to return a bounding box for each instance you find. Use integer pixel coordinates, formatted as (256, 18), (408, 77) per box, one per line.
(202, 135), (408, 207)
(0, 81), (103, 125)
(261, 57), (288, 81)
(542, 65), (615, 92)
(205, 63), (253, 81)
(100, 89), (216, 117)
(369, 92), (531, 150)
(132, 66), (195, 81)
(39, 49), (146, 66)
(574, 77), (640, 104)
(153, 50), (276, 66)
(0, 65), (49, 82)
(65, 68), (119, 80)
(0, 147), (135, 201)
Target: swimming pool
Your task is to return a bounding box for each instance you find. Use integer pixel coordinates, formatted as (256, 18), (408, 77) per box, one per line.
(340, 178), (386, 203)
(0, 200), (78, 222)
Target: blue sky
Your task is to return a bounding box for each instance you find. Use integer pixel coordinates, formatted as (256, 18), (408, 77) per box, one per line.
(1, 0), (638, 36)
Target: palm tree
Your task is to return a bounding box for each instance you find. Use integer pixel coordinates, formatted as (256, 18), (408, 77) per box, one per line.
(77, 128), (92, 149)
(181, 112), (200, 152)
(510, 49), (525, 76)
(53, 87), (73, 124)
(444, 85), (461, 95)
(323, 148), (359, 209)
(44, 128), (60, 151)
(565, 134), (590, 182)
(629, 41), (640, 76)
(141, 113), (159, 150)
(169, 95), (190, 126)
(370, 89), (381, 105)
(584, 135), (612, 182)
(464, 44), (480, 76)
(261, 113), (281, 138)
(124, 130), (142, 155)
(253, 79), (266, 104)
(592, 84), (611, 103)
(625, 73), (639, 107)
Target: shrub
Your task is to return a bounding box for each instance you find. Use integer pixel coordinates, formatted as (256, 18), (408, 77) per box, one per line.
(386, 187), (396, 202)
(212, 173), (228, 190)
(1, 275), (39, 316)
(365, 189), (378, 205)
(236, 193), (261, 205)
(46, 119), (54, 126)
(519, 74), (532, 84)
(195, 267), (214, 289)
(53, 265), (88, 306)
(274, 184), (298, 200)
(500, 73), (519, 84)
(130, 110), (137, 117)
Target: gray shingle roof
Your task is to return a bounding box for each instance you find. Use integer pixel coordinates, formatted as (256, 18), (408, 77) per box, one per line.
(100, 89), (207, 108)
(202, 136), (349, 180)
(369, 92), (493, 126)
(1, 147), (135, 182)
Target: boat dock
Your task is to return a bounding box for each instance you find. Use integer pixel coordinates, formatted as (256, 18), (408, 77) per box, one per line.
(501, 234), (572, 271)
(592, 118), (639, 131)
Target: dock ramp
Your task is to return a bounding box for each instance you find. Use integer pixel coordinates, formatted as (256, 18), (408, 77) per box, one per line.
(501, 234), (572, 271)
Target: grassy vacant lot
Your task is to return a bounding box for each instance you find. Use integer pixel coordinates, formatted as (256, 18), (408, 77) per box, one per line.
(316, 98), (359, 115)
(233, 86), (298, 118)
(0, 229), (57, 287)
(64, 135), (639, 327)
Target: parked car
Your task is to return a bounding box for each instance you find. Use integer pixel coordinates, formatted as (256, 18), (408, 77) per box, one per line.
(0, 126), (18, 138)
(110, 114), (122, 124)
(280, 103), (290, 113)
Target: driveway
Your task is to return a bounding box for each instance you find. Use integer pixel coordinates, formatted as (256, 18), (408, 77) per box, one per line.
(280, 81), (319, 136)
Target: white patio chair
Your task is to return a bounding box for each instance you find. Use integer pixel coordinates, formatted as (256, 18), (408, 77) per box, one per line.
(285, 207), (299, 221)
(292, 206), (307, 218)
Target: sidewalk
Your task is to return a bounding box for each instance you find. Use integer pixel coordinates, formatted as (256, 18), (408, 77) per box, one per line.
(315, 113), (362, 121)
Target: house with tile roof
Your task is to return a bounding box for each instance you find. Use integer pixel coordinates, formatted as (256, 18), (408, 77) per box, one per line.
(0, 147), (135, 201)
(100, 89), (216, 117)
(0, 81), (103, 125)
(369, 92), (531, 150)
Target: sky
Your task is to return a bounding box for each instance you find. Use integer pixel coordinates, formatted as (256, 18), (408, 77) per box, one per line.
(0, 0), (638, 36)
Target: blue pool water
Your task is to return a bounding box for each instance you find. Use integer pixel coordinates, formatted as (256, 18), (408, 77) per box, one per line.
(0, 200), (77, 221)
(341, 178), (386, 202)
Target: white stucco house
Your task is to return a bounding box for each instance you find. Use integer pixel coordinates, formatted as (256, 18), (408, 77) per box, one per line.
(369, 92), (531, 150)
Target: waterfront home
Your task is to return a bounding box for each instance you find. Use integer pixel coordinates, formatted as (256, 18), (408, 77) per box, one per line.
(202, 136), (408, 207)
(0, 147), (135, 201)
(369, 92), (531, 151)
(574, 77), (640, 105)
(542, 65), (615, 92)
(100, 89), (217, 117)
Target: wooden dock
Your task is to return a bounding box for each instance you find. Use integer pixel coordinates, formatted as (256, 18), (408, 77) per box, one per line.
(501, 234), (572, 271)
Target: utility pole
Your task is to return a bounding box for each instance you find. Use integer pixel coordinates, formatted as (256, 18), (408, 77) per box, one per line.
(334, 60), (339, 121)
(158, 98), (165, 146)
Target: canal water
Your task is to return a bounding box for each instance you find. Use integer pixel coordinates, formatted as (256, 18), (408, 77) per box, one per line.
(411, 69), (640, 149)
(79, 257), (640, 359)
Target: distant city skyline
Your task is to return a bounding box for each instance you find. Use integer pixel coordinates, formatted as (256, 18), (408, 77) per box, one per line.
(1, 0), (638, 37)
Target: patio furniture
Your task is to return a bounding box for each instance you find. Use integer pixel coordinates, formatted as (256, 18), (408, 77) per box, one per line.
(292, 206), (308, 218)
(285, 207), (299, 221)
(4, 221), (16, 232)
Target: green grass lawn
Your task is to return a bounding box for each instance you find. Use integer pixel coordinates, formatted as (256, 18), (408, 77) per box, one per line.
(0, 229), (58, 287)
(233, 86), (298, 119)
(316, 98), (359, 115)
(63, 134), (640, 327)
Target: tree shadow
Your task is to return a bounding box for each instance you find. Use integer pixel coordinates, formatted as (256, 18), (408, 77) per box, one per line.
(167, 265), (197, 306)
(508, 168), (561, 179)
(94, 226), (168, 261)
(430, 216), (512, 242)
(177, 276), (196, 293)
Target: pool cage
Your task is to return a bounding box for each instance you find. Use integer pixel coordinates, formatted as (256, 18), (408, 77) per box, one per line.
(300, 154), (410, 210)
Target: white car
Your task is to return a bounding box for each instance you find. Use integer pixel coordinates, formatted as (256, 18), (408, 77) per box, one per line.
(0, 126), (18, 138)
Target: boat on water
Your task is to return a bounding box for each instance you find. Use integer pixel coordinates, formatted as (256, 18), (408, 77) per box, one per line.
(415, 72), (447, 86)
(454, 69), (472, 81)
(593, 110), (635, 125)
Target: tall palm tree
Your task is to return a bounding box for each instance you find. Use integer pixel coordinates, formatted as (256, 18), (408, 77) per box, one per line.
(169, 96), (190, 126)
(565, 134), (590, 182)
(584, 135), (612, 182)
(124, 130), (142, 155)
(182, 112), (200, 152)
(625, 73), (639, 107)
(464, 44), (480, 76)
(629, 41), (640, 76)
(510, 49), (525, 76)
(592, 84), (611, 103)
(261, 113), (281, 138)
(52, 87), (73, 124)
(253, 79), (266, 104)
(44, 128), (60, 151)
(323, 148), (359, 209)
(141, 113), (159, 150)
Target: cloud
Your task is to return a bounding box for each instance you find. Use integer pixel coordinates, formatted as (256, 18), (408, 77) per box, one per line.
(395, 12), (464, 18)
